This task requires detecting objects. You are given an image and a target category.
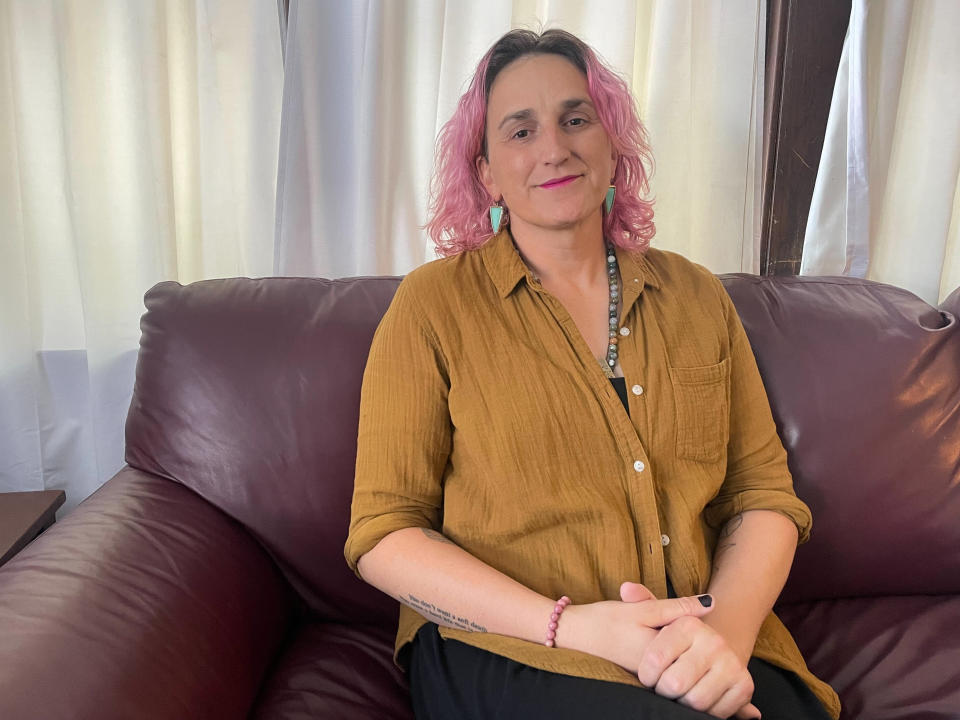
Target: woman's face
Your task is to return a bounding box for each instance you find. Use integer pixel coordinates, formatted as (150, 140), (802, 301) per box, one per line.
(478, 53), (616, 235)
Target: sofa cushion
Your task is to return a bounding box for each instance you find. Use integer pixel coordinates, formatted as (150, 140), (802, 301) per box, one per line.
(250, 620), (413, 720)
(777, 595), (960, 720)
(721, 275), (960, 602)
(125, 277), (402, 626)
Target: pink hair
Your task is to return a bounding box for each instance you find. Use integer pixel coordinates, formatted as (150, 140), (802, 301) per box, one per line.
(425, 29), (656, 256)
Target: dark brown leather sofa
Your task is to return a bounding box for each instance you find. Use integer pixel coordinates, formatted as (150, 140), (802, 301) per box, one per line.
(1, 274), (958, 720)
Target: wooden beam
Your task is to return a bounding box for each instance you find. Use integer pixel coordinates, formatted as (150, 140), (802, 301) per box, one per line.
(761, 0), (850, 276)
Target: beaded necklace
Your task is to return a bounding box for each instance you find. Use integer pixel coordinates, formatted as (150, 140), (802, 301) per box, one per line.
(524, 240), (622, 379)
(602, 241), (621, 379)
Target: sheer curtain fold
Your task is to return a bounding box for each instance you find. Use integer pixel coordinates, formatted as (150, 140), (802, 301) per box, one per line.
(801, 0), (960, 304)
(638, 1), (765, 273)
(275, 0), (766, 278)
(0, 0), (282, 510)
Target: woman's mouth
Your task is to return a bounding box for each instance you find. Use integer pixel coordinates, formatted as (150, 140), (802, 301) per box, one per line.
(539, 175), (580, 189)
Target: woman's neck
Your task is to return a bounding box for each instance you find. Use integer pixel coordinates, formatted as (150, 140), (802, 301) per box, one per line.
(510, 213), (607, 291)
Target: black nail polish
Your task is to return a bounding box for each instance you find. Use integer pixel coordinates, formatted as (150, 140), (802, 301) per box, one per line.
(698, 594), (713, 607)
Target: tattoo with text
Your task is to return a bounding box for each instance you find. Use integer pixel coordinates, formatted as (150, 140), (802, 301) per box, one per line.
(404, 530), (486, 632)
(405, 594), (487, 633)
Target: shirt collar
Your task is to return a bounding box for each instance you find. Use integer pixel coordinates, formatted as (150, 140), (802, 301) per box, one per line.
(480, 227), (661, 299)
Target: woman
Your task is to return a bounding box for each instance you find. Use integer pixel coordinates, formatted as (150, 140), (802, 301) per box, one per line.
(345, 29), (839, 720)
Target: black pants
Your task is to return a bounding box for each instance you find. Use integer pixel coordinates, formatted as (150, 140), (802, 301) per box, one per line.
(408, 624), (832, 720)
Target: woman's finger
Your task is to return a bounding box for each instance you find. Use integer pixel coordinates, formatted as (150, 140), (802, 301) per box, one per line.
(634, 594), (714, 628)
(676, 663), (751, 717)
(706, 680), (759, 719)
(653, 631), (717, 701)
(635, 621), (695, 688)
(619, 581), (656, 603)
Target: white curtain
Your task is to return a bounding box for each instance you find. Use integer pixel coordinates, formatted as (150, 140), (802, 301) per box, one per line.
(275, 0), (767, 278)
(1, 0), (764, 512)
(801, 0), (960, 304)
(0, 0), (283, 512)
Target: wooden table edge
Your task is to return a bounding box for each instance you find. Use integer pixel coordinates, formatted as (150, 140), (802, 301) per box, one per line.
(0, 490), (67, 566)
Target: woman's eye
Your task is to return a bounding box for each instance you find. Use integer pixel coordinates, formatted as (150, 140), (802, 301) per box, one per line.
(512, 128), (530, 139)
(567, 117), (586, 127)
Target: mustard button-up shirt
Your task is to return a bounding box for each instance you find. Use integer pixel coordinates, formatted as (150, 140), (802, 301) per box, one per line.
(345, 229), (840, 718)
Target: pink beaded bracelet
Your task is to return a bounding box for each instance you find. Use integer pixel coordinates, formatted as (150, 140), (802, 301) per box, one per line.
(544, 595), (571, 647)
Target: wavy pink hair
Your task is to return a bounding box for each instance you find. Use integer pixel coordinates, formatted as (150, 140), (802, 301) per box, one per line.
(425, 29), (655, 256)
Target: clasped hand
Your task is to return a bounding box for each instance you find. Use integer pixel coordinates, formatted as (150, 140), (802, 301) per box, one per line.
(565, 582), (760, 719)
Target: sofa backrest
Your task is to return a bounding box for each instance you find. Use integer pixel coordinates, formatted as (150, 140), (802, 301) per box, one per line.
(125, 274), (960, 624)
(722, 275), (960, 603)
(126, 276), (402, 626)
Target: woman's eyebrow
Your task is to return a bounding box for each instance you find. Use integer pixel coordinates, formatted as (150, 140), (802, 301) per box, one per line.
(497, 108), (534, 130)
(560, 97), (594, 112)
(496, 98), (595, 130)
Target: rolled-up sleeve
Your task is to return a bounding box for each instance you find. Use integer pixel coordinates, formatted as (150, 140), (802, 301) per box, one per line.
(344, 278), (452, 575)
(703, 278), (813, 544)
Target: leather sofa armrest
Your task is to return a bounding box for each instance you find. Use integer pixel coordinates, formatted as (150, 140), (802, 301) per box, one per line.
(0, 468), (295, 720)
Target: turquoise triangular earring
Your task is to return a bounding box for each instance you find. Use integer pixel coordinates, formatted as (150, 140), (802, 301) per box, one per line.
(489, 203), (504, 234)
(604, 185), (616, 214)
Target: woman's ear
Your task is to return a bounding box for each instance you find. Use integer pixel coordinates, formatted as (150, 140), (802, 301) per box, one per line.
(476, 154), (500, 202)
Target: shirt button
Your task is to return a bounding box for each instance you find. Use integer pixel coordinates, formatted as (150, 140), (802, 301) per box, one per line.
(631, 384), (643, 396)
(633, 460), (645, 472)
(661, 534), (670, 547)
(619, 327), (630, 337)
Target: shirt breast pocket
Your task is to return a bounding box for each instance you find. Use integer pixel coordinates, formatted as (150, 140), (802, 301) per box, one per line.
(669, 359), (731, 464)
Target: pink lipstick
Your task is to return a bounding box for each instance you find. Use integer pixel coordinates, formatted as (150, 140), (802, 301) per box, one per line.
(539, 175), (580, 189)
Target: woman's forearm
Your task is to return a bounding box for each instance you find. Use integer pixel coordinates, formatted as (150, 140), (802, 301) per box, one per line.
(702, 510), (799, 663)
(358, 526), (558, 643)
(357, 526), (711, 673)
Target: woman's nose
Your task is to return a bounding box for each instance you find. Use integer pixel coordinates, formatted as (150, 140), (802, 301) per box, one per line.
(539, 126), (571, 165)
